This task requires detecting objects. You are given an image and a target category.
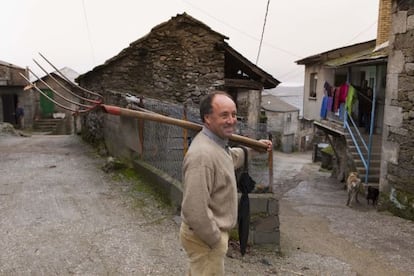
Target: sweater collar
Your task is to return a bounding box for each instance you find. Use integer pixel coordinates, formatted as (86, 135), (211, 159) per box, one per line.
(201, 126), (229, 149)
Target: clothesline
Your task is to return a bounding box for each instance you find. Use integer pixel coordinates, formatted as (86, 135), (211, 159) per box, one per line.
(320, 81), (358, 120)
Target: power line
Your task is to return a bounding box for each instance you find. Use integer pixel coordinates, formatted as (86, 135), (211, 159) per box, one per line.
(183, 0), (301, 59)
(256, 0), (270, 65)
(82, 0), (96, 65)
(348, 20), (377, 43)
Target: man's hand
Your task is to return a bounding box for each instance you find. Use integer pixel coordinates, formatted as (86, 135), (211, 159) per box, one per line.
(259, 139), (272, 152)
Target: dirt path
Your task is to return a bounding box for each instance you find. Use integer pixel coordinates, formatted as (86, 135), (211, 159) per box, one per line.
(1, 133), (413, 275)
(278, 160), (414, 276)
(0, 134), (187, 275)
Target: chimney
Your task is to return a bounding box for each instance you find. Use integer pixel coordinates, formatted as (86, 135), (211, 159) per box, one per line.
(376, 0), (392, 47)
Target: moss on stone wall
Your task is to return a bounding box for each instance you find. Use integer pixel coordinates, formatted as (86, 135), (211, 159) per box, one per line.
(379, 189), (414, 221)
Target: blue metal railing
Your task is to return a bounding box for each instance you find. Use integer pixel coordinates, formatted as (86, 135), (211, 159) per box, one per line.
(343, 111), (371, 183)
(344, 110), (374, 184)
(343, 85), (376, 184)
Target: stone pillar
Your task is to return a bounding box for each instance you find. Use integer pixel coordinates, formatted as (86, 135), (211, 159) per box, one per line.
(381, 1), (414, 219)
(248, 194), (280, 251)
(247, 90), (261, 133)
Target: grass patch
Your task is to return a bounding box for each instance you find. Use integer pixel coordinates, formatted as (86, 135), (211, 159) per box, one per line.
(320, 145), (333, 155)
(114, 167), (171, 212)
(229, 228), (239, 241)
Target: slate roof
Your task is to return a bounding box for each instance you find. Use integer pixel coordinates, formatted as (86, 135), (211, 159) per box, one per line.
(78, 13), (279, 88)
(0, 60), (24, 69)
(261, 94), (299, 113)
(296, 39), (388, 71)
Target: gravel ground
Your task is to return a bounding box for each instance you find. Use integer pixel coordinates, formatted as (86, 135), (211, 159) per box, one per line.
(1, 129), (413, 275)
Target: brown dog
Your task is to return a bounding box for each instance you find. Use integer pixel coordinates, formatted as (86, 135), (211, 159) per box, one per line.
(346, 172), (362, 207)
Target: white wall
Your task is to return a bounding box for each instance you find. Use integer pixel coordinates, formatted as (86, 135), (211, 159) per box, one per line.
(302, 65), (334, 121)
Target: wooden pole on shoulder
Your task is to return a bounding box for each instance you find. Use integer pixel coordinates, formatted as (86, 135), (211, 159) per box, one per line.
(101, 104), (268, 152)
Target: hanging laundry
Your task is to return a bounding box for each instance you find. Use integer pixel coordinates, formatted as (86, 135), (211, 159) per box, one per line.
(320, 95), (328, 119)
(346, 85), (357, 112)
(327, 96), (333, 112)
(338, 83), (349, 103)
(324, 81), (332, 95)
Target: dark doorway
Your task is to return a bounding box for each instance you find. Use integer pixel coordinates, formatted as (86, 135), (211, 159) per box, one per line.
(2, 94), (18, 124)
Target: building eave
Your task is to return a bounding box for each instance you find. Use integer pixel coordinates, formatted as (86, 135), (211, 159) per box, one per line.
(323, 46), (388, 68)
(223, 43), (280, 89)
(296, 39), (377, 65)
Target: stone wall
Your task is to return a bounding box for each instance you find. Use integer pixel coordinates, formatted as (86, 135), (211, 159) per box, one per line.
(78, 17), (225, 105)
(381, 1), (414, 220)
(236, 89), (262, 133)
(133, 157), (280, 250)
(0, 64), (27, 86)
(77, 16), (228, 144)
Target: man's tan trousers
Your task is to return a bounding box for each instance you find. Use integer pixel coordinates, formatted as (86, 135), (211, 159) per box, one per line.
(180, 222), (229, 276)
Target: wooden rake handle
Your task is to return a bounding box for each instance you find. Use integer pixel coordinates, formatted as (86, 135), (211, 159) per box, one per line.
(101, 104), (268, 151)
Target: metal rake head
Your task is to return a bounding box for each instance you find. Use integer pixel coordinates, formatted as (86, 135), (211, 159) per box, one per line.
(20, 53), (103, 115)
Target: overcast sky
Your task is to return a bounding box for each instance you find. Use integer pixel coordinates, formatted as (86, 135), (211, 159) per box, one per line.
(2, 0), (380, 86)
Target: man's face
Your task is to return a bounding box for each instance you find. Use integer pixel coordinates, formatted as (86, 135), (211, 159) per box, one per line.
(204, 94), (237, 139)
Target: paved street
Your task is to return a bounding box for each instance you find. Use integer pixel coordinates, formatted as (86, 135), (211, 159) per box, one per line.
(1, 132), (413, 275)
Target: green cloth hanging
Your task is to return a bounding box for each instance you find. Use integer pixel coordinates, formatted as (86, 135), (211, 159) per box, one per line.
(346, 85), (357, 112)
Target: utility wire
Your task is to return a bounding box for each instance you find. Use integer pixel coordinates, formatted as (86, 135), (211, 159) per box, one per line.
(82, 0), (96, 65)
(183, 0), (301, 59)
(347, 20), (377, 43)
(256, 0), (270, 65)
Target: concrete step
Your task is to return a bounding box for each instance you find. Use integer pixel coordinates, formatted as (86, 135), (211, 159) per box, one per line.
(351, 152), (381, 162)
(356, 166), (380, 175)
(33, 119), (63, 133)
(357, 173), (380, 183)
(354, 159), (380, 168)
(344, 134), (382, 145)
(345, 129), (381, 185)
(347, 143), (382, 150)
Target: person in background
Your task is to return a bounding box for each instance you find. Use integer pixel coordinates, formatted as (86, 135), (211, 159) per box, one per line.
(15, 104), (25, 129)
(357, 80), (368, 127)
(180, 91), (272, 275)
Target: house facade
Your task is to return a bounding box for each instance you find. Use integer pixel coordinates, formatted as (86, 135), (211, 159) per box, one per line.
(77, 13), (279, 145)
(261, 94), (299, 152)
(31, 67), (81, 134)
(296, 0), (414, 220)
(297, 39), (387, 130)
(0, 61), (34, 129)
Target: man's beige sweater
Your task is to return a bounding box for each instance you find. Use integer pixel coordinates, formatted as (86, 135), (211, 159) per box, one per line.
(181, 131), (244, 247)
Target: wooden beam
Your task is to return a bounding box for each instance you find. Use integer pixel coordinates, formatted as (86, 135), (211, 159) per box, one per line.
(102, 104), (268, 151)
(224, 78), (263, 90)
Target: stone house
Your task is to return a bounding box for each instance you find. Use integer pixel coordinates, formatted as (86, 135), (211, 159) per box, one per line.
(261, 94), (299, 152)
(0, 61), (34, 129)
(76, 13), (280, 144)
(75, 13), (281, 247)
(31, 67), (81, 134)
(295, 0), (414, 220)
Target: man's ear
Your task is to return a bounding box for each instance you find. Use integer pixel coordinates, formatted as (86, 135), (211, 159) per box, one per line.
(204, 114), (211, 125)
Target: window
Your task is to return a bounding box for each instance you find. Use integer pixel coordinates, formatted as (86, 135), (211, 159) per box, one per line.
(309, 73), (317, 98)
